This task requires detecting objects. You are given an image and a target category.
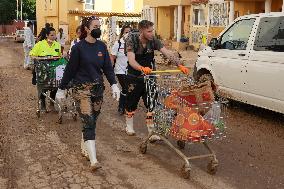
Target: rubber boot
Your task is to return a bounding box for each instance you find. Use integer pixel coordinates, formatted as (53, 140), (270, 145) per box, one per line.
(81, 134), (89, 160)
(85, 140), (102, 171)
(125, 113), (135, 136)
(146, 113), (160, 142)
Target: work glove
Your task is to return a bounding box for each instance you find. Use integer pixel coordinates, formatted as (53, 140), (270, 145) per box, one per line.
(140, 66), (152, 75)
(111, 84), (120, 101)
(178, 65), (189, 75)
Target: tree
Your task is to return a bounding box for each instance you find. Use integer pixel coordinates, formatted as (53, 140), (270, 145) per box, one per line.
(0, 0), (35, 24)
(0, 0), (16, 24)
(22, 0), (36, 20)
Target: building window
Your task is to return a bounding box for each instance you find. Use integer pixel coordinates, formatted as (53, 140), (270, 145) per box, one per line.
(125, 0), (134, 12)
(209, 3), (229, 27)
(193, 8), (205, 26)
(50, 0), (52, 10)
(45, 0), (47, 10)
(85, 0), (95, 10)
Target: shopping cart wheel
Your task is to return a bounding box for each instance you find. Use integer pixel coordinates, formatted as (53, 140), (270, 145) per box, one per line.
(177, 140), (185, 150)
(58, 116), (63, 124)
(139, 142), (147, 154)
(36, 110), (40, 118)
(207, 160), (218, 175)
(181, 164), (191, 179)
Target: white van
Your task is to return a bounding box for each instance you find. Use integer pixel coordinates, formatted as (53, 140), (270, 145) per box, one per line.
(193, 12), (284, 114)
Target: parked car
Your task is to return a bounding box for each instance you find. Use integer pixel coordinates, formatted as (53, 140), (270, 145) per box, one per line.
(14, 30), (25, 42)
(193, 12), (284, 114)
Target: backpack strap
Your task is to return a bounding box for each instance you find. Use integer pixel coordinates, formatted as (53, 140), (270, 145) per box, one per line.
(117, 39), (122, 54)
(124, 32), (140, 56)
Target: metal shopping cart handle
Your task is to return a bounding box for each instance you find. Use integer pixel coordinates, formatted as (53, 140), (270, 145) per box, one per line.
(150, 69), (182, 74)
(32, 56), (61, 61)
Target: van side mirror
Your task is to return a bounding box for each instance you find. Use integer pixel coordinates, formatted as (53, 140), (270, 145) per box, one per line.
(209, 38), (219, 50)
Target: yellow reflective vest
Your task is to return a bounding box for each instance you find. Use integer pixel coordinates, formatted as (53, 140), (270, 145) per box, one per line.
(30, 40), (61, 57)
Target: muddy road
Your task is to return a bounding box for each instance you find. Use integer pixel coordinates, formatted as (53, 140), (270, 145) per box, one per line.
(0, 38), (283, 189)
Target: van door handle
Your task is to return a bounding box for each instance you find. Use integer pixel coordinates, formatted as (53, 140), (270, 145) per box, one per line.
(238, 53), (246, 56)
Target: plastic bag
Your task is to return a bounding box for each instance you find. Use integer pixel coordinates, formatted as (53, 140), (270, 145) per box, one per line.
(203, 102), (221, 125)
(55, 89), (66, 112)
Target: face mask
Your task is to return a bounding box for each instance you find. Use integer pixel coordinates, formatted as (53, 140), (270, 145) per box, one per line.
(91, 28), (101, 39)
(47, 39), (53, 43)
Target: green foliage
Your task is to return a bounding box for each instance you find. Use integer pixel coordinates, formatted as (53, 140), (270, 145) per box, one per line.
(0, 0), (17, 24)
(0, 0), (36, 24)
(22, 0), (36, 20)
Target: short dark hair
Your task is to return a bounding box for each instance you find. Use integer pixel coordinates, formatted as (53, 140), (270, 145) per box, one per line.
(27, 21), (33, 27)
(138, 20), (154, 30)
(46, 27), (55, 35)
(45, 23), (51, 28)
(76, 26), (81, 33)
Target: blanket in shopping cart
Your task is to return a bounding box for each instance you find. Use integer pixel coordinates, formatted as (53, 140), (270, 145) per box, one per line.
(36, 58), (68, 86)
(170, 107), (216, 142)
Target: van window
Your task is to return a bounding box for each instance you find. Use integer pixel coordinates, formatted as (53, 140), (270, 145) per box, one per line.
(220, 19), (255, 50)
(254, 16), (284, 52)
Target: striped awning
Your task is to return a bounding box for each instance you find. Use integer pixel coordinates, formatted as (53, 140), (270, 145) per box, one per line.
(68, 10), (141, 17)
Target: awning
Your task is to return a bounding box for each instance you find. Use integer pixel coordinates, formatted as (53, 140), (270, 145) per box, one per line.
(68, 10), (141, 17)
(115, 17), (141, 22)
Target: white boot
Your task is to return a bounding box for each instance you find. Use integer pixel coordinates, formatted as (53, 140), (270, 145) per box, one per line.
(81, 134), (89, 160)
(147, 123), (161, 142)
(126, 116), (135, 136)
(85, 140), (102, 171)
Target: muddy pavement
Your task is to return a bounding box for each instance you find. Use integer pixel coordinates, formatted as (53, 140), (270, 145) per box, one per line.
(0, 38), (283, 189)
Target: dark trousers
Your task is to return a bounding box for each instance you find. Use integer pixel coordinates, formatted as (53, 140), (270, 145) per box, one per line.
(116, 74), (127, 112)
(73, 83), (104, 141)
(40, 89), (57, 105)
(125, 75), (156, 113)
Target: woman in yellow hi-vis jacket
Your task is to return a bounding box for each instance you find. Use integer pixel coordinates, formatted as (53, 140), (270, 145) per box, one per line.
(30, 27), (62, 111)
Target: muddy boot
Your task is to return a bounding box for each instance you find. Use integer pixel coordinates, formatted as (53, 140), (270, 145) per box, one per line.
(147, 124), (161, 143)
(118, 93), (126, 115)
(125, 114), (135, 136)
(85, 140), (102, 171)
(40, 99), (47, 112)
(146, 112), (160, 143)
(81, 134), (89, 160)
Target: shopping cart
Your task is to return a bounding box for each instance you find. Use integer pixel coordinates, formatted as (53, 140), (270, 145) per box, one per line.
(139, 70), (228, 178)
(33, 57), (77, 123)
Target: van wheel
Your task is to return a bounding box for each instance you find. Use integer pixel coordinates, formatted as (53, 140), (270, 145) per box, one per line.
(198, 73), (213, 84)
(198, 73), (218, 99)
(199, 73), (216, 90)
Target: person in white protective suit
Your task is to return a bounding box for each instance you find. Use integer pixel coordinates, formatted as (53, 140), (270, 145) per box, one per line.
(23, 21), (35, 69)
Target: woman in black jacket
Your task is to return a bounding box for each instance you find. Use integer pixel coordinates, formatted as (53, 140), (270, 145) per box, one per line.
(59, 16), (120, 171)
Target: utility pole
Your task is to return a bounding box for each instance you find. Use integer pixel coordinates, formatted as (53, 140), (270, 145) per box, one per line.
(20, 0), (23, 20)
(16, 0), (19, 20)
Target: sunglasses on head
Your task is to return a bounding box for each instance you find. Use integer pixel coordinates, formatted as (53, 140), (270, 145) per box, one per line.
(86, 16), (100, 22)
